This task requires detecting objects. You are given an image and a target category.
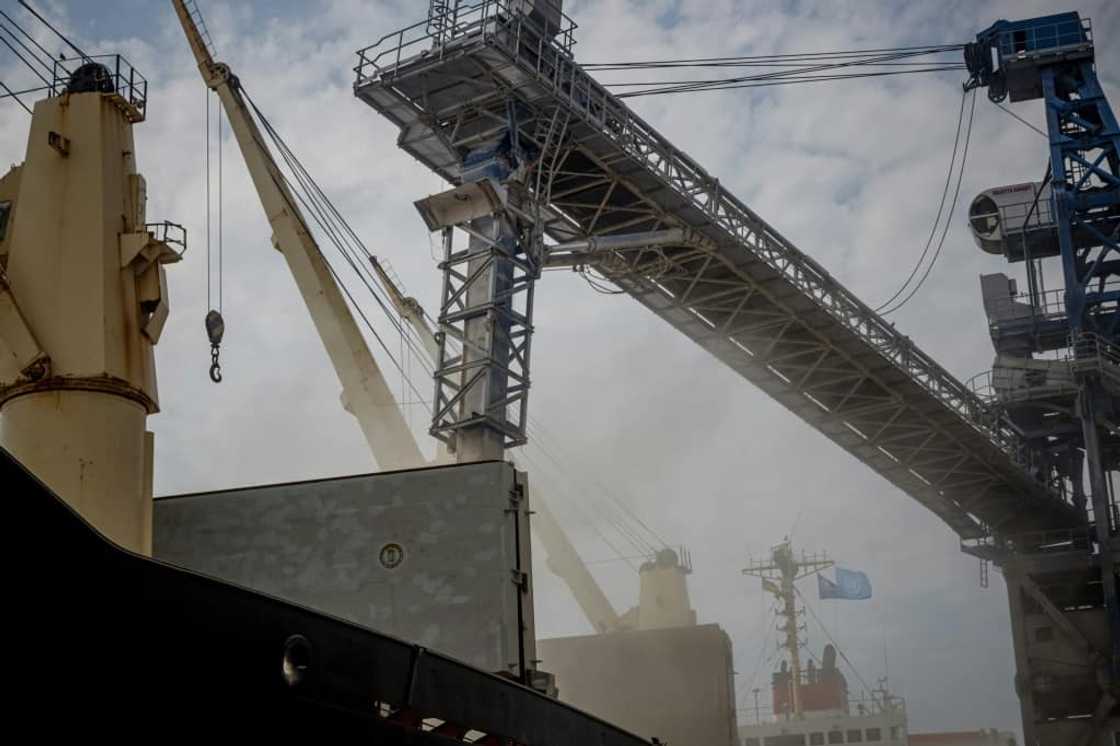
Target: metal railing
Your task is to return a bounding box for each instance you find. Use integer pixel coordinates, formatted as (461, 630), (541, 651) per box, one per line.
(742, 690), (906, 723)
(355, 8), (1076, 516)
(355, 0), (577, 81)
(50, 54), (147, 121)
(147, 221), (188, 259)
(964, 525), (1094, 557)
(965, 333), (1120, 409)
(1071, 332), (1120, 382)
(988, 278), (1120, 348)
(964, 370), (998, 403)
(999, 193), (1056, 235)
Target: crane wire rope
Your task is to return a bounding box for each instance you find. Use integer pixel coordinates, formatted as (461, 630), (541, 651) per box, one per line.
(515, 435), (647, 564)
(202, 89), (227, 382)
(873, 88), (968, 313)
(517, 425), (664, 560)
(0, 78), (31, 113)
(581, 43), (967, 71)
(519, 430), (663, 560)
(261, 114), (437, 374)
(591, 46), (966, 99)
(525, 419), (670, 551)
(244, 88), (435, 359)
(993, 101), (1048, 139)
(233, 85), (436, 409)
(611, 67), (966, 97)
(879, 87), (977, 316)
(0, 4), (105, 110)
(203, 91), (227, 317)
(218, 100), (224, 312)
(205, 90), (211, 310)
(0, 8), (57, 81)
(0, 28), (51, 88)
(510, 445), (640, 569)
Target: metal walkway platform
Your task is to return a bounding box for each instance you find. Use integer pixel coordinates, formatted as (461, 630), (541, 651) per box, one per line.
(354, 1), (1080, 543)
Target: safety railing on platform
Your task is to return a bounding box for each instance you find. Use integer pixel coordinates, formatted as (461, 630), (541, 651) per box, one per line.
(355, 9), (1071, 508)
(993, 193), (1057, 237)
(147, 221), (188, 259)
(963, 525), (1094, 556)
(1018, 286), (1068, 322)
(740, 690), (906, 727)
(355, 0), (577, 81)
(50, 54), (147, 121)
(965, 370), (998, 403)
(964, 332), (1120, 411)
(1071, 332), (1120, 384)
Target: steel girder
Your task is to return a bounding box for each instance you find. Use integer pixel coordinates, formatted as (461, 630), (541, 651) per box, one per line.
(354, 7), (1081, 543)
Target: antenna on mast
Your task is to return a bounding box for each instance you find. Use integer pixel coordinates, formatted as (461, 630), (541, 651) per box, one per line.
(743, 540), (834, 720)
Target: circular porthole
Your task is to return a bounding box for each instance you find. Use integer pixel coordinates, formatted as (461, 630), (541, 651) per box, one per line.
(379, 542), (405, 570)
(281, 634), (312, 688)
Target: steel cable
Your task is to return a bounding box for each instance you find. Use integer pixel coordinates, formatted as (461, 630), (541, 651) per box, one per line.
(873, 88), (969, 312)
(879, 88), (977, 315)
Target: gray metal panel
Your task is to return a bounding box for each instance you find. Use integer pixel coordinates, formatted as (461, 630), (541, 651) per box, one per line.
(353, 9), (1081, 542)
(153, 461), (533, 676)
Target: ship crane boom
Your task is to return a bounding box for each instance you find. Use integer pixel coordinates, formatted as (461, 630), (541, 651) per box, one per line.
(171, 0), (423, 472)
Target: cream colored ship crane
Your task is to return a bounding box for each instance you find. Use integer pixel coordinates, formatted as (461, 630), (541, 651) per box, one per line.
(0, 62), (178, 556)
(171, 0), (421, 472)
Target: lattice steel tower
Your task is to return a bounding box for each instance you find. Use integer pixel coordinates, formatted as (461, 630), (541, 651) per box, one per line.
(964, 12), (1120, 742)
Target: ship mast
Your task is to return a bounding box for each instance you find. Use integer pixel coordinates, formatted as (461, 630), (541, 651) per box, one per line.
(743, 539), (833, 719)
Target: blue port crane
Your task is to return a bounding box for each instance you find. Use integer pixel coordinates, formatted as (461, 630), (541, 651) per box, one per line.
(965, 12), (1120, 341)
(964, 11), (1120, 739)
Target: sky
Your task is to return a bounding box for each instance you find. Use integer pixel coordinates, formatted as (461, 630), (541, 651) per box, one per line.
(3, 0), (1120, 739)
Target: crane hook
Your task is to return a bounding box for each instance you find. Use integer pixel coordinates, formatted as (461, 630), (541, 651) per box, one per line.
(209, 344), (222, 383)
(205, 309), (225, 384)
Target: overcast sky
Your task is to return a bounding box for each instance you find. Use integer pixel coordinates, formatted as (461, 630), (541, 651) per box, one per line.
(4, 0), (1120, 738)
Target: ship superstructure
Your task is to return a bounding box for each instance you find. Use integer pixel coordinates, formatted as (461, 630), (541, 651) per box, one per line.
(740, 541), (908, 746)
